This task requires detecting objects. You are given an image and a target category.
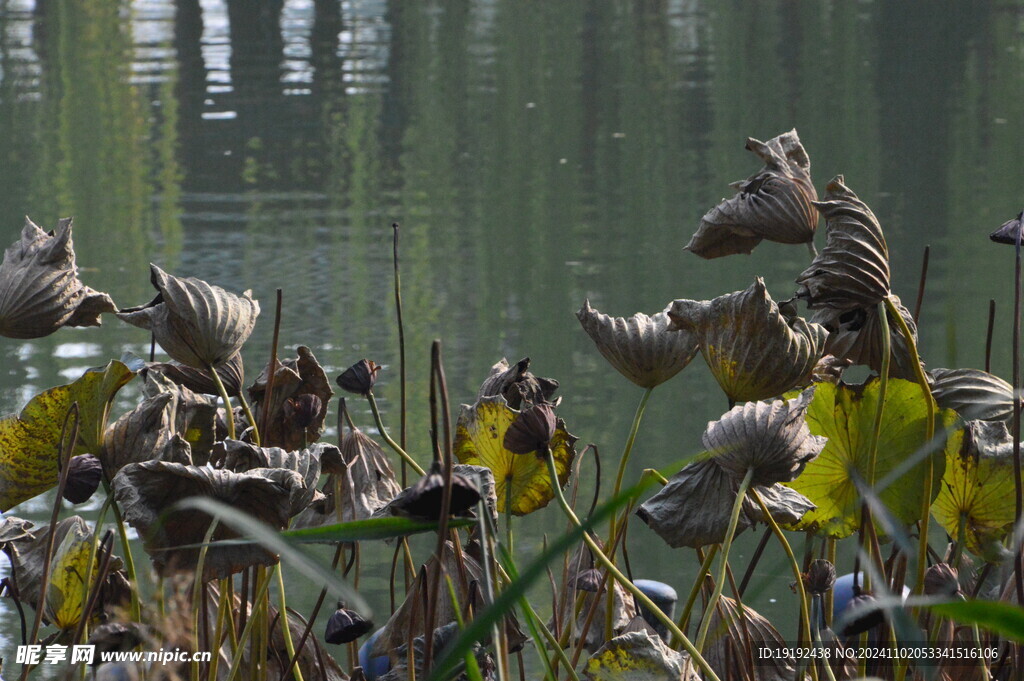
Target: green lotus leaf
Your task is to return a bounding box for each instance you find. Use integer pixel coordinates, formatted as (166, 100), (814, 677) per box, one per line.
(784, 377), (956, 537)
(453, 395), (577, 516)
(931, 420), (1021, 560)
(0, 360), (136, 511)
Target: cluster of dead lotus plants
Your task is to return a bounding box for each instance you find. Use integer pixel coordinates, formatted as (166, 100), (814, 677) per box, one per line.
(1, 134), (1024, 681)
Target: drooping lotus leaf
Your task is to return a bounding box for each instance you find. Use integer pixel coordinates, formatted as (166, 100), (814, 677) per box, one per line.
(112, 460), (303, 579)
(784, 378), (957, 538)
(703, 388), (826, 486)
(584, 628), (698, 680)
(0, 217), (116, 338)
(212, 439), (324, 516)
(706, 596), (796, 681)
(637, 457), (815, 549)
(453, 395), (577, 516)
(477, 357), (559, 409)
(372, 464), (498, 529)
(929, 368), (1016, 423)
(932, 420), (1022, 560)
(796, 175), (890, 311)
(149, 352), (245, 397)
(0, 515), (34, 545)
(117, 264), (259, 369)
(686, 130), (818, 258)
(384, 460), (482, 520)
(576, 300), (699, 388)
(248, 346), (333, 450)
(102, 371), (215, 480)
(669, 278), (828, 403)
(0, 360), (135, 511)
(990, 211), (1024, 245)
(5, 516), (120, 629)
(811, 294), (921, 380)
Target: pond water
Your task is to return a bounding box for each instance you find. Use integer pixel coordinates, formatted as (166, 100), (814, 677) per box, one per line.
(1, 0), (1023, 669)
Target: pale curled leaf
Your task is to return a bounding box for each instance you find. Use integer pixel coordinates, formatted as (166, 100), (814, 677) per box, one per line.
(584, 628), (698, 680)
(930, 368), (1016, 423)
(0, 217), (116, 338)
(687, 129), (818, 258)
(212, 438), (325, 516)
(796, 175), (890, 311)
(703, 388), (826, 486)
(669, 278), (827, 403)
(149, 352), (245, 397)
(811, 295), (921, 380)
(707, 596), (796, 681)
(576, 300), (699, 388)
(117, 264), (259, 369)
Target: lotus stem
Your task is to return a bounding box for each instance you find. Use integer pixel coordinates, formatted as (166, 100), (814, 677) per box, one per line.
(913, 244), (930, 323)
(237, 391), (261, 446)
(225, 568), (273, 681)
(110, 497), (142, 621)
(274, 564), (304, 681)
(750, 487), (818, 681)
(366, 391), (425, 476)
(694, 467), (754, 653)
(542, 446), (722, 681)
(208, 362), (236, 441)
(192, 520), (220, 681)
(393, 223), (409, 485)
(260, 288), (283, 438)
(884, 295), (936, 595)
(207, 580), (231, 681)
(610, 386), (654, 505)
(1014, 224), (1024, 608)
(673, 543), (718, 646)
(986, 299), (996, 372)
(738, 527), (771, 597)
(869, 299), (891, 484)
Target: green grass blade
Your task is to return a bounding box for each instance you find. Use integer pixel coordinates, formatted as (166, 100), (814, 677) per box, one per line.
(928, 599), (1024, 643)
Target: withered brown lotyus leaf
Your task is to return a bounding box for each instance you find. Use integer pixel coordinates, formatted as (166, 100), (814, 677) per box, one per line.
(811, 294), (920, 380)
(149, 352), (245, 397)
(669, 278), (828, 403)
(477, 357), (559, 409)
(117, 264), (259, 370)
(212, 439), (325, 516)
(796, 175), (891, 311)
(706, 596), (797, 681)
(929, 367), (1017, 423)
(248, 346), (333, 450)
(584, 627), (700, 680)
(576, 300), (699, 389)
(686, 130), (818, 259)
(0, 217), (116, 338)
(703, 388), (826, 486)
(112, 460), (303, 580)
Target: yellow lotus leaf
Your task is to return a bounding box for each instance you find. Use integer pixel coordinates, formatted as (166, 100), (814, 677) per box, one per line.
(454, 396), (576, 516)
(45, 518), (94, 629)
(0, 360), (136, 511)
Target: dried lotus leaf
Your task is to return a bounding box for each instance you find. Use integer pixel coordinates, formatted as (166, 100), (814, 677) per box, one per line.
(796, 175), (890, 311)
(706, 596), (796, 681)
(149, 352), (245, 397)
(212, 439), (324, 517)
(929, 368), (1016, 423)
(576, 300), (699, 388)
(0, 217), (116, 338)
(687, 129), (818, 259)
(248, 346), (333, 450)
(669, 278), (827, 403)
(584, 628), (699, 680)
(476, 357), (559, 409)
(811, 295), (921, 380)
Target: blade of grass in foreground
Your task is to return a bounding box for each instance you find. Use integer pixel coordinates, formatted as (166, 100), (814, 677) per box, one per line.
(427, 459), (683, 681)
(928, 599), (1024, 643)
(171, 496), (371, 617)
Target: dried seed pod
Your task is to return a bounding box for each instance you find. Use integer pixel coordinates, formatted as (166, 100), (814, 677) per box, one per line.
(576, 300), (699, 388)
(0, 217), (116, 338)
(325, 607), (373, 644)
(575, 568), (603, 593)
(503, 403), (557, 455)
(687, 129), (818, 258)
(387, 461), (482, 521)
(62, 454), (103, 504)
(804, 559), (837, 595)
(477, 357), (559, 409)
(117, 264), (259, 369)
(249, 346), (333, 450)
(336, 359), (380, 397)
(839, 593), (885, 636)
(285, 394), (322, 430)
(924, 563), (961, 597)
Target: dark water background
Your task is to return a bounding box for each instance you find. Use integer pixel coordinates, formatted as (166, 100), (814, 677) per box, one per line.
(1, 0), (1023, 667)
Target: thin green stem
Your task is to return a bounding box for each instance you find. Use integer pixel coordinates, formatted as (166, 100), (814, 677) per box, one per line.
(209, 362), (236, 441)
(672, 544), (718, 646)
(869, 300), (891, 483)
(885, 295), (935, 595)
(611, 387), (654, 499)
(274, 564), (304, 681)
(226, 569), (273, 681)
(751, 487), (818, 681)
(367, 391), (425, 476)
(192, 520), (220, 681)
(694, 468), (754, 653)
(110, 498), (141, 621)
(543, 447), (721, 681)
(238, 392), (261, 446)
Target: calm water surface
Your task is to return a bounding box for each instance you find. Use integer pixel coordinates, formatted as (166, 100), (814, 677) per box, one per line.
(1, 0), (1023, 665)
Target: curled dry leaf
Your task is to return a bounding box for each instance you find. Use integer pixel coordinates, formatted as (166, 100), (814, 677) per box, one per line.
(0, 217), (116, 338)
(584, 628), (699, 680)
(669, 278), (827, 403)
(117, 264), (259, 369)
(383, 460), (482, 521)
(149, 352), (245, 397)
(706, 596), (797, 681)
(811, 294), (921, 380)
(102, 370), (216, 480)
(477, 357), (559, 409)
(454, 395), (577, 516)
(576, 300), (699, 388)
(112, 460), (304, 580)
(211, 439), (324, 517)
(990, 211), (1024, 245)
(929, 367), (1017, 423)
(686, 129), (818, 259)
(796, 175), (891, 311)
(248, 346), (333, 450)
(703, 388), (826, 486)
